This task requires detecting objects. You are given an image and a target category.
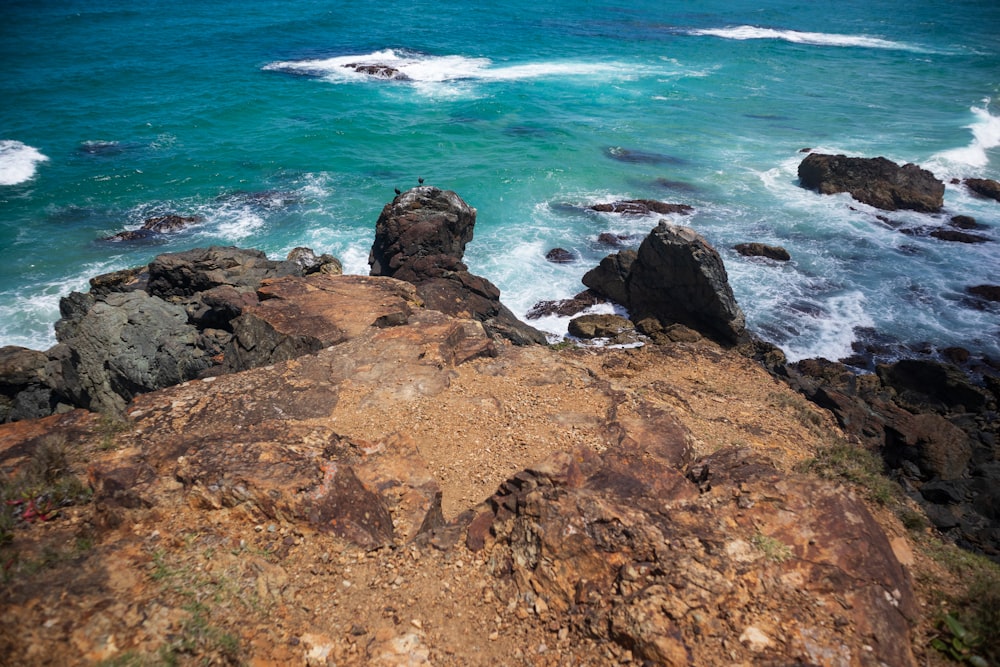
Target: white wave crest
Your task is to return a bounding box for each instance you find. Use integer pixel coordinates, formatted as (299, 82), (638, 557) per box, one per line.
(0, 140), (49, 186)
(686, 26), (928, 52)
(928, 101), (1000, 173)
(264, 49), (629, 85)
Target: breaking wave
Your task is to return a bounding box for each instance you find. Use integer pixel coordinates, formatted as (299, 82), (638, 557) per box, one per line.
(0, 140), (48, 186)
(684, 26), (931, 52)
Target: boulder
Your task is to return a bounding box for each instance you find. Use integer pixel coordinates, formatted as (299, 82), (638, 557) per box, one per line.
(526, 290), (606, 320)
(369, 187), (547, 345)
(734, 242), (791, 261)
(285, 247), (343, 276)
(798, 153), (944, 212)
(885, 412), (972, 481)
(588, 199), (692, 216)
(0, 346), (58, 422)
(545, 248), (575, 263)
(581, 250), (636, 308)
(877, 358), (989, 413)
(949, 215), (981, 230)
(627, 223), (746, 345)
(567, 314), (634, 339)
(964, 177), (1000, 202)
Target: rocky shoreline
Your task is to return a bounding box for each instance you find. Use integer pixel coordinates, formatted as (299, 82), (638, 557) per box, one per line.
(2, 171), (999, 664)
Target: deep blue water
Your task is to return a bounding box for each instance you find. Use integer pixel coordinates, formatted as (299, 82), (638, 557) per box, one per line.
(2, 0), (999, 361)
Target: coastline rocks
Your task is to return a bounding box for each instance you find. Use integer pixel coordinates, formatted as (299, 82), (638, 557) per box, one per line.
(50, 291), (214, 415)
(369, 186), (547, 345)
(628, 223), (747, 345)
(286, 247), (344, 276)
(588, 200), (693, 216)
(783, 356), (1000, 556)
(0, 347), (60, 422)
(734, 242), (791, 261)
(147, 246), (301, 300)
(525, 289), (606, 320)
(967, 284), (1000, 303)
(964, 177), (1000, 202)
(798, 153), (944, 212)
(474, 444), (917, 666)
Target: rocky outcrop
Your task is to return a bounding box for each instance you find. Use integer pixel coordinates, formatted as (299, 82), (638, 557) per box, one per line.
(588, 200), (693, 216)
(369, 186), (547, 345)
(964, 177), (1000, 202)
(734, 242), (791, 261)
(628, 223), (747, 345)
(783, 357), (999, 557)
(580, 224), (747, 346)
(567, 313), (635, 340)
(544, 247), (575, 263)
(798, 153), (945, 212)
(525, 289), (607, 320)
(471, 441), (917, 666)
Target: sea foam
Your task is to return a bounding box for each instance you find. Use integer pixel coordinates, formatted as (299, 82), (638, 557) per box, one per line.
(928, 101), (1000, 174)
(0, 140), (49, 186)
(685, 26), (929, 52)
(265, 49), (629, 85)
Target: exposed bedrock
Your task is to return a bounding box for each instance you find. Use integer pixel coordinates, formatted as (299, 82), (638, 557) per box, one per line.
(369, 186), (547, 345)
(798, 153), (944, 212)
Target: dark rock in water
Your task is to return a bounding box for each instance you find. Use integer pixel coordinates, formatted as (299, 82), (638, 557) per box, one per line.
(147, 246), (300, 300)
(369, 186), (547, 345)
(596, 232), (628, 247)
(734, 242), (791, 261)
(627, 223), (746, 345)
(582, 250), (636, 308)
(967, 284), (1000, 302)
(78, 140), (126, 156)
(286, 247), (343, 276)
(604, 146), (685, 165)
(930, 228), (990, 243)
(798, 153), (944, 212)
(545, 247), (575, 263)
(103, 214), (204, 242)
(949, 215), (981, 230)
(588, 199), (693, 216)
(526, 289), (605, 320)
(567, 313), (634, 339)
(343, 63), (411, 81)
(964, 177), (1000, 202)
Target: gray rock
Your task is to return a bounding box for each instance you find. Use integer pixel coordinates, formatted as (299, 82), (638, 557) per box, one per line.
(568, 314), (634, 339)
(581, 251), (636, 308)
(147, 246), (300, 300)
(51, 291), (213, 415)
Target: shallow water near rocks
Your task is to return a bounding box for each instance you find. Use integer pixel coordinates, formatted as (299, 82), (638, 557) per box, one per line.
(1, 0), (998, 361)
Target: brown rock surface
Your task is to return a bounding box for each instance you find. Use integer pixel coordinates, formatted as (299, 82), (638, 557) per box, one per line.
(0, 277), (938, 666)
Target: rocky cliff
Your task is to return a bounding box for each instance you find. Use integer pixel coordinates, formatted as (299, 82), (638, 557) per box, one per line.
(1, 187), (997, 666)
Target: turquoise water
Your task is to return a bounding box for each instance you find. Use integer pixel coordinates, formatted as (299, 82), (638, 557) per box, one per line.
(2, 0), (999, 361)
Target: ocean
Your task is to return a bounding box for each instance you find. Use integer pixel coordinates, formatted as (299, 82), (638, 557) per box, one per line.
(2, 0), (998, 363)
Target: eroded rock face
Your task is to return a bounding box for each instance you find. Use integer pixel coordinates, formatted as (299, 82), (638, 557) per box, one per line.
(627, 223), (747, 345)
(473, 444), (917, 666)
(369, 186), (547, 345)
(798, 153), (944, 212)
(147, 246), (300, 300)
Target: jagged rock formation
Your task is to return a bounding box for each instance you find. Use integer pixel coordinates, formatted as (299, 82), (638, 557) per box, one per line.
(369, 186), (547, 345)
(798, 153), (945, 212)
(582, 223), (747, 345)
(734, 242), (791, 261)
